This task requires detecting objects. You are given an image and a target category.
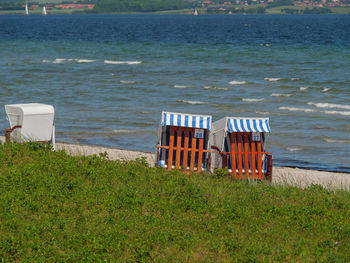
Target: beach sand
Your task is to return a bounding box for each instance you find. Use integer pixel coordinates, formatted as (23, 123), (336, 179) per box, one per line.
(1, 136), (349, 190)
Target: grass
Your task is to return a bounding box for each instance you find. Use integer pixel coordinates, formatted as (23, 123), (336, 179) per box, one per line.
(1, 142), (350, 262)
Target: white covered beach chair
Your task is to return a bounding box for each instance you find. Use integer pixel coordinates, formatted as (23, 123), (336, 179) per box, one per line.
(5, 103), (55, 145)
(156, 111), (212, 172)
(210, 117), (272, 180)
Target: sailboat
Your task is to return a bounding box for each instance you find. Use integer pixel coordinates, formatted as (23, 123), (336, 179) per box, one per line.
(42, 6), (47, 15)
(193, 9), (198, 16)
(24, 3), (29, 15)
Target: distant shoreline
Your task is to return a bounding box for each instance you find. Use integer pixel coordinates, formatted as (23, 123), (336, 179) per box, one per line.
(1, 7), (350, 15)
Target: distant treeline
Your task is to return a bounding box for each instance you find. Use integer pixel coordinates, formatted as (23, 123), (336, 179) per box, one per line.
(94, 0), (192, 12)
(0, 2), (22, 10)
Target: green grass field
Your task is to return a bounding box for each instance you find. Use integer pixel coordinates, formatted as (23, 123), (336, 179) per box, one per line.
(1, 142), (350, 262)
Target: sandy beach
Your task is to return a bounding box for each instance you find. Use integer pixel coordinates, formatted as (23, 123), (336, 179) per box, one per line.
(1, 136), (350, 190)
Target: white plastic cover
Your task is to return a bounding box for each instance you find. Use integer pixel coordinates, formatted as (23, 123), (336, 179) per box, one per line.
(5, 103), (55, 142)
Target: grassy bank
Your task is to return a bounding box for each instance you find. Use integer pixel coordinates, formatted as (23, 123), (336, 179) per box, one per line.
(1, 142), (350, 262)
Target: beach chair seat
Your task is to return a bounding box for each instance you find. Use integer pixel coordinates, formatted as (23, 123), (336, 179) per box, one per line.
(5, 103), (55, 145)
(156, 112), (212, 172)
(211, 117), (272, 180)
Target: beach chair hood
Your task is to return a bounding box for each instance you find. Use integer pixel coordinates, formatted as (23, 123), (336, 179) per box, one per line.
(5, 103), (55, 142)
(161, 111), (211, 130)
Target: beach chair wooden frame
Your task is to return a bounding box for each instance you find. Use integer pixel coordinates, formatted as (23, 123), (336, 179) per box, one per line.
(210, 117), (272, 180)
(156, 112), (212, 172)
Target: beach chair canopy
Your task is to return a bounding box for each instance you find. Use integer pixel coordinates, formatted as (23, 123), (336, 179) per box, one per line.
(226, 117), (271, 133)
(5, 103), (55, 142)
(161, 112), (211, 130)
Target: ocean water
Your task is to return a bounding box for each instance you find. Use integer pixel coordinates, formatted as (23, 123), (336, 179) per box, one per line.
(0, 14), (350, 172)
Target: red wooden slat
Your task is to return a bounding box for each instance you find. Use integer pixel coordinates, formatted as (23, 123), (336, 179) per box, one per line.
(183, 128), (190, 170)
(175, 127), (182, 169)
(237, 133), (243, 178)
(244, 133), (249, 179)
(167, 126), (175, 171)
(197, 137), (204, 172)
(257, 139), (262, 179)
(190, 133), (196, 171)
(250, 135), (256, 179)
(230, 133), (237, 179)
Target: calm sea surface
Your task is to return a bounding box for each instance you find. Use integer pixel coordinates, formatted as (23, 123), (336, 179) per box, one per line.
(1, 14), (350, 172)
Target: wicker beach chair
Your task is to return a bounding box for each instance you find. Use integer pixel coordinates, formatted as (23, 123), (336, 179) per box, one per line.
(4, 103), (55, 145)
(210, 117), (272, 180)
(156, 111), (212, 172)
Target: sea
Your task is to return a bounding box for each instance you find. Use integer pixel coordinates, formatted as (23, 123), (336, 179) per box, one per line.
(1, 14), (350, 172)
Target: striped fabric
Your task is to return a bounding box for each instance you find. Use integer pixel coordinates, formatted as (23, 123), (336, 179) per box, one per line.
(227, 118), (271, 133)
(161, 112), (212, 130)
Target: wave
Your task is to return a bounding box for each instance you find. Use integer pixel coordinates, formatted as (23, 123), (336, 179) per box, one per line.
(113, 129), (137, 134)
(323, 137), (350, 144)
(279, 107), (317, 113)
(75, 59), (95, 63)
(104, 60), (142, 65)
(299, 87), (308, 91)
(242, 98), (265, 102)
(270, 93), (292, 97)
(287, 147), (302, 152)
(264, 77), (283, 82)
(204, 86), (228, 90)
(291, 78), (301, 81)
(323, 110), (350, 116)
(120, 80), (136, 84)
(255, 111), (270, 115)
(322, 87), (331, 92)
(308, 102), (350, 110)
(229, 80), (247, 85)
(43, 58), (95, 64)
(280, 106), (350, 116)
(52, 58), (67, 64)
(177, 100), (208, 105)
(174, 85), (190, 89)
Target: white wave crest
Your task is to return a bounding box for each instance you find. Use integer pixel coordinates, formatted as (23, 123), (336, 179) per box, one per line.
(287, 147), (302, 152)
(113, 129), (137, 134)
(178, 100), (207, 105)
(291, 78), (301, 81)
(242, 98), (265, 102)
(229, 80), (247, 85)
(299, 87), (308, 91)
(75, 59), (96, 63)
(264, 77), (283, 82)
(174, 85), (190, 89)
(204, 86), (228, 90)
(42, 59), (51, 63)
(104, 60), (142, 65)
(323, 138), (350, 144)
(322, 88), (331, 92)
(308, 102), (350, 110)
(323, 110), (350, 116)
(52, 58), (66, 64)
(279, 107), (317, 113)
(270, 93), (292, 97)
(120, 80), (136, 84)
(255, 111), (270, 115)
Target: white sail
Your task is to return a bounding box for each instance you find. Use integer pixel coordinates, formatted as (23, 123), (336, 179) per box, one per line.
(25, 3), (29, 15)
(42, 6), (47, 15)
(194, 9), (198, 16)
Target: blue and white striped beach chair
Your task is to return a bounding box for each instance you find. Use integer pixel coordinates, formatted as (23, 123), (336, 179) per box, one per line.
(156, 111), (212, 172)
(210, 117), (272, 180)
